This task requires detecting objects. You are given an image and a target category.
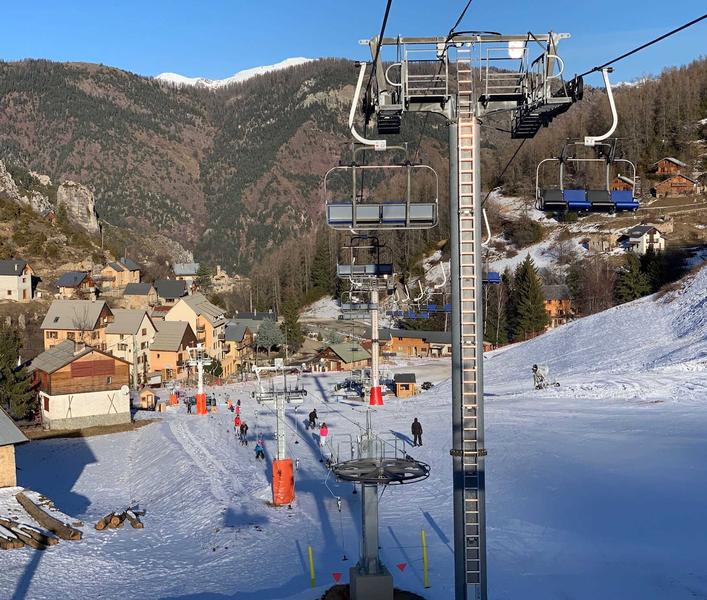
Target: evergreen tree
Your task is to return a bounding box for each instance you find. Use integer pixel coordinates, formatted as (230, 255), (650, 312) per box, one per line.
(484, 275), (509, 347)
(280, 298), (304, 353)
(0, 323), (35, 420)
(615, 253), (651, 304)
(310, 228), (334, 296)
(256, 318), (283, 360)
(509, 255), (548, 341)
(196, 264), (214, 293)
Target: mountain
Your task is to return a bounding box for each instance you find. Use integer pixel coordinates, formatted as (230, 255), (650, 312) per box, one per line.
(155, 57), (313, 89)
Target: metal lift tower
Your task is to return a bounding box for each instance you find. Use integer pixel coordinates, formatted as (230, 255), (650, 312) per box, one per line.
(350, 32), (580, 600)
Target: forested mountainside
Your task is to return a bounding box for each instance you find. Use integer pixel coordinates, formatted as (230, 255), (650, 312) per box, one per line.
(0, 56), (705, 295)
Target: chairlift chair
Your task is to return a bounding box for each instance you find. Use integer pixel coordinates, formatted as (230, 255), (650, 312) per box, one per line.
(324, 146), (439, 231)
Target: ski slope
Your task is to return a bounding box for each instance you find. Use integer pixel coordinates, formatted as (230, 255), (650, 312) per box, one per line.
(2, 267), (707, 599)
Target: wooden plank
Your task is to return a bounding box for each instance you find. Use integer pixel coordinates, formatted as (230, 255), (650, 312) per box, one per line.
(15, 492), (82, 541)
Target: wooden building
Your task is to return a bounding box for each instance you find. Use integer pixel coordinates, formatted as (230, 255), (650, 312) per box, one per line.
(653, 174), (698, 198)
(652, 157), (687, 176)
(40, 299), (114, 351)
(56, 271), (96, 300)
(393, 373), (417, 398)
(543, 284), (573, 329)
(610, 175), (634, 192)
(372, 328), (452, 358)
(139, 389), (157, 410)
(30, 340), (131, 430)
(100, 257), (141, 290)
(123, 282), (158, 309)
(318, 343), (371, 372)
(0, 407), (28, 487)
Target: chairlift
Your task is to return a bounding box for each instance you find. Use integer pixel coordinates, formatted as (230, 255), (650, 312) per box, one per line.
(324, 145), (439, 231)
(336, 235), (394, 280)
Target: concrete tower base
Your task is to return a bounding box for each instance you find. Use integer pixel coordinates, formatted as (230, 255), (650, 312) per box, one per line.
(349, 564), (394, 600)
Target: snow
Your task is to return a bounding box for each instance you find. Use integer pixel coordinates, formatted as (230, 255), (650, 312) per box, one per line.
(2, 267), (707, 598)
(155, 57), (313, 89)
(300, 296), (341, 320)
(489, 228), (586, 273)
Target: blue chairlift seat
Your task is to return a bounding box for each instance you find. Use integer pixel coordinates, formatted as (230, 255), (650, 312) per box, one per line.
(427, 304), (438, 312)
(443, 303), (452, 312)
(611, 190), (639, 211)
(337, 263), (394, 278)
(483, 271), (501, 285)
(327, 201), (437, 230)
(563, 189), (591, 211)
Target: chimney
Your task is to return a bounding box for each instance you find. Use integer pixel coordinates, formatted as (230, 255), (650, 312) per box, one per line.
(74, 341), (86, 355)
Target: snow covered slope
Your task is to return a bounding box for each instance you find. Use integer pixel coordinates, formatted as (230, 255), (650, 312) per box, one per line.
(2, 268), (706, 599)
(155, 57), (312, 89)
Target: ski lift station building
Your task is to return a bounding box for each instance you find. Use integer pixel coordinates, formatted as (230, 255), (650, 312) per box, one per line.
(30, 339), (132, 430)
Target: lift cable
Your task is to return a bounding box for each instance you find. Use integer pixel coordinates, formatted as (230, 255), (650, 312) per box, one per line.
(481, 138), (528, 208)
(578, 13), (707, 78)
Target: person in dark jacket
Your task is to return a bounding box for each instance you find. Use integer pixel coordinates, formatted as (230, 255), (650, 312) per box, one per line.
(239, 422), (249, 446)
(308, 409), (318, 430)
(411, 418), (423, 447)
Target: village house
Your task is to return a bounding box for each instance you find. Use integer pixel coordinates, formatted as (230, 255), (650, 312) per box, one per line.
(393, 373), (417, 398)
(221, 321), (254, 379)
(123, 282), (158, 309)
(40, 299), (114, 351)
(0, 259), (34, 302)
(30, 340), (132, 430)
(100, 257), (141, 290)
(155, 279), (187, 306)
(622, 226), (666, 255)
(56, 271), (96, 300)
(165, 293), (227, 360)
(653, 174), (699, 198)
(105, 309), (157, 386)
(584, 232), (619, 253)
(610, 175), (635, 192)
(149, 321), (197, 383)
(651, 157), (687, 176)
(40, 207), (57, 225)
(317, 342), (371, 372)
(373, 328), (452, 358)
(0, 407), (28, 487)
(543, 284), (573, 329)
(173, 263), (200, 288)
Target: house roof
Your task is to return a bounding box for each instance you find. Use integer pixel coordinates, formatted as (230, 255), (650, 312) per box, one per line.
(40, 299), (111, 331)
(30, 339), (129, 374)
(124, 282), (154, 296)
(326, 342), (371, 364)
(543, 284), (571, 301)
(655, 157), (688, 168)
(151, 321), (195, 352)
(155, 279), (187, 299)
(660, 173), (698, 184)
(119, 257), (141, 271)
(0, 406), (28, 447)
(178, 293), (226, 326)
(229, 318), (265, 334)
(0, 259), (29, 277)
(105, 261), (126, 273)
(173, 262), (200, 276)
(232, 310), (278, 321)
(626, 225), (659, 237)
(106, 309), (152, 335)
(56, 271), (90, 288)
(615, 175), (634, 185)
(224, 321), (249, 342)
(394, 373), (417, 384)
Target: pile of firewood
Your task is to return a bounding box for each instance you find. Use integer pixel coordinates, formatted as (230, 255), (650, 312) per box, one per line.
(95, 508), (146, 531)
(0, 517), (59, 550)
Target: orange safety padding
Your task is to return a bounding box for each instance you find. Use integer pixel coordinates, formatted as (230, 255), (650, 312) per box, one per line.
(195, 393), (207, 415)
(369, 385), (384, 406)
(272, 459), (295, 506)
(169, 393), (178, 406)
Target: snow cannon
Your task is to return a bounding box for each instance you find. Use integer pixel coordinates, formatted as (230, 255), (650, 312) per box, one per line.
(369, 385), (384, 406)
(195, 393), (208, 415)
(272, 458), (295, 506)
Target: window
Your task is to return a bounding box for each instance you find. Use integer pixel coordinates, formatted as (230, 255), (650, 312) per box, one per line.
(107, 376), (112, 384)
(43, 397), (49, 412)
(47, 331), (58, 339)
(120, 334), (125, 341)
(142, 328), (147, 336)
(6, 290), (10, 296)
(141, 342), (148, 350)
(67, 332), (75, 340)
(157, 353), (161, 359)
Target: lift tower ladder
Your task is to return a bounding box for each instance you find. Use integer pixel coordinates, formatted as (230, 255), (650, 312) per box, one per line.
(454, 49), (486, 593)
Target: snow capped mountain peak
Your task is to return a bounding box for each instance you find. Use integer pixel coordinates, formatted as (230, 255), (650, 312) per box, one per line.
(155, 57), (313, 89)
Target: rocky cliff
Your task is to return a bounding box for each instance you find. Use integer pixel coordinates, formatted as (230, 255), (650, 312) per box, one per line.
(56, 181), (100, 234)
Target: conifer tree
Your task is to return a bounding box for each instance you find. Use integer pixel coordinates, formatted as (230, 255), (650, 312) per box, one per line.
(280, 298), (304, 353)
(615, 253), (651, 303)
(509, 255), (548, 341)
(0, 323), (35, 420)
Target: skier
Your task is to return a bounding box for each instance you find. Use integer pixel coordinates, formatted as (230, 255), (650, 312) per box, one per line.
(411, 417), (423, 447)
(237, 398), (241, 408)
(254, 438), (265, 461)
(240, 422), (249, 446)
(227, 398), (234, 412)
(234, 414), (241, 431)
(186, 398), (192, 414)
(319, 422), (329, 448)
(236, 404), (241, 416)
(308, 409), (318, 430)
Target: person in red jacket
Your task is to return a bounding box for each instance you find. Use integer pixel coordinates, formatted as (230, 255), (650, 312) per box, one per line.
(234, 415), (241, 431)
(319, 422), (329, 448)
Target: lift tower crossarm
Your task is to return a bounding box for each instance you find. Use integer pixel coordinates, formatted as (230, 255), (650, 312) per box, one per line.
(374, 33), (570, 45)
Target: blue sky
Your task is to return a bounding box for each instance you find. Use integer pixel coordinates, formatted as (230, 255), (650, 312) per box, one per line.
(0, 1), (704, 86)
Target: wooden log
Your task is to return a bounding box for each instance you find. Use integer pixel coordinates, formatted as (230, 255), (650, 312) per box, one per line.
(108, 512), (125, 529)
(125, 510), (144, 529)
(94, 512), (116, 531)
(0, 518), (59, 547)
(15, 492), (82, 541)
(0, 524), (46, 550)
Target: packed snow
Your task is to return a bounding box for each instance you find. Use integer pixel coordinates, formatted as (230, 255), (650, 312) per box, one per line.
(300, 296), (341, 320)
(2, 267), (707, 599)
(155, 58), (313, 89)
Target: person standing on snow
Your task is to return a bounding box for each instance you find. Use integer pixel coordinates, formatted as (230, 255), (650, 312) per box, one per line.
(234, 414), (241, 432)
(308, 409), (318, 430)
(227, 398), (234, 412)
(254, 438), (265, 461)
(239, 422), (249, 446)
(236, 404), (241, 416)
(411, 417), (423, 447)
(319, 422), (329, 448)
